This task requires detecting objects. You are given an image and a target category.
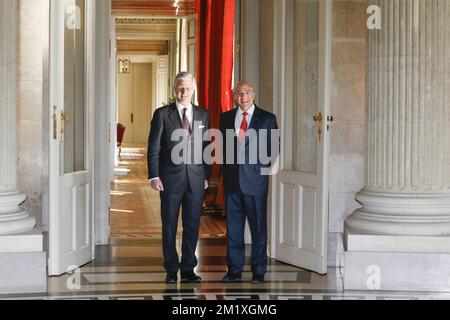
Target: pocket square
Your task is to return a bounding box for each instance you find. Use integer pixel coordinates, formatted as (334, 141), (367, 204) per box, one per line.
(198, 125), (205, 129)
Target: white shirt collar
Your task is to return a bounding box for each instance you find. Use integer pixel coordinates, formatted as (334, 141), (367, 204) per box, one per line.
(237, 104), (255, 116)
(176, 101), (193, 112)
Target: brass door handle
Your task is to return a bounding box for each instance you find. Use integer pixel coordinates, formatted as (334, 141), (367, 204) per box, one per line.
(313, 112), (323, 142)
(313, 112), (323, 122)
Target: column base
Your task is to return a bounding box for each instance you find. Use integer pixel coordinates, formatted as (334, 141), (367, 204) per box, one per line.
(0, 229), (47, 294)
(344, 250), (450, 292)
(344, 228), (450, 292)
(345, 229), (450, 253)
(0, 191), (36, 235)
(345, 190), (450, 236)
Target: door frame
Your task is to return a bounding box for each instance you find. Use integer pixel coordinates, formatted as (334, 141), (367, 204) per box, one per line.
(270, 0), (332, 272)
(94, 0), (113, 245)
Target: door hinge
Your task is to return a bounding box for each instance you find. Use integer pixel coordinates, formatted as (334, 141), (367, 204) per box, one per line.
(53, 106), (57, 140)
(326, 115), (334, 132)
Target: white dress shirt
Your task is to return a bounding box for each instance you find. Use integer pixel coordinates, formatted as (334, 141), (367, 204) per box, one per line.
(235, 104), (255, 136)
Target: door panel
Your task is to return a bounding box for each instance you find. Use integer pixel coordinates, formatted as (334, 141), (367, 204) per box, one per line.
(301, 187), (317, 250)
(274, 0), (331, 275)
(118, 63), (153, 144)
(63, 0), (86, 174)
(133, 63), (152, 144)
(49, 0), (94, 276)
(156, 56), (169, 108)
(118, 67), (133, 143)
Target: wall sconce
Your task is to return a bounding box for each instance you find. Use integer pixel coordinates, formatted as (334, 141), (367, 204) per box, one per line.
(118, 58), (130, 74)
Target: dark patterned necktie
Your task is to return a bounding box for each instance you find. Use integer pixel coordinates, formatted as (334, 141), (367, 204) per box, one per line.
(183, 108), (191, 137)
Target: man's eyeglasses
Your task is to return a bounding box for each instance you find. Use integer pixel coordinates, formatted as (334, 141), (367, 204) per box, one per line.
(234, 91), (254, 97)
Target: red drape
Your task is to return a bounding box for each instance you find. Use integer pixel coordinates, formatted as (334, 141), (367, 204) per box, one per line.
(196, 0), (235, 123)
(196, 0), (235, 208)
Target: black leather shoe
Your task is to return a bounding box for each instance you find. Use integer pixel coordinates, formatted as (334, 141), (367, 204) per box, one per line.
(222, 272), (242, 283)
(251, 273), (265, 284)
(180, 271), (202, 283)
(166, 272), (178, 283)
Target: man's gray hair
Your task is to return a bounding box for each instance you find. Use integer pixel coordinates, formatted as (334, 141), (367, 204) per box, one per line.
(174, 72), (195, 89)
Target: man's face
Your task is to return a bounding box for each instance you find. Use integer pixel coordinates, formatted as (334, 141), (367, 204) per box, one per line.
(175, 79), (195, 106)
(234, 84), (255, 111)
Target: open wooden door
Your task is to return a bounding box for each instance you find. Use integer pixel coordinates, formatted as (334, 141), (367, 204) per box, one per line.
(273, 0), (332, 275)
(48, 0), (95, 276)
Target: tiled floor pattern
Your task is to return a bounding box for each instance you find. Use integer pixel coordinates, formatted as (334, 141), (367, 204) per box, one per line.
(1, 238), (450, 300)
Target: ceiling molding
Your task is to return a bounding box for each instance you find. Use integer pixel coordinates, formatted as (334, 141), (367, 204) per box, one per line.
(112, 0), (196, 17)
(117, 39), (169, 55)
(115, 18), (177, 26)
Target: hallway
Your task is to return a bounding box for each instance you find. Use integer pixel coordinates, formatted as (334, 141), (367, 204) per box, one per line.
(110, 145), (227, 239)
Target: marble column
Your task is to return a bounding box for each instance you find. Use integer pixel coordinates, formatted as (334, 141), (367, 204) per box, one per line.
(344, 0), (450, 291)
(0, 0), (36, 235)
(345, 0), (450, 238)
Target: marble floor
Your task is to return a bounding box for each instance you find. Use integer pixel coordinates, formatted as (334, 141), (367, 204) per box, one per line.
(2, 147), (450, 300)
(2, 238), (450, 300)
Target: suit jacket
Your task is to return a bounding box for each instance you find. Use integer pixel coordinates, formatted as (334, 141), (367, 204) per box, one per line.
(220, 106), (278, 196)
(148, 103), (211, 194)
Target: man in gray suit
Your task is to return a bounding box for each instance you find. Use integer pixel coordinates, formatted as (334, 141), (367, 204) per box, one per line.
(148, 72), (210, 283)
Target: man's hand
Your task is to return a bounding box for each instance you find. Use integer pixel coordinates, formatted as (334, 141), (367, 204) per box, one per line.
(205, 180), (209, 190)
(150, 179), (165, 192)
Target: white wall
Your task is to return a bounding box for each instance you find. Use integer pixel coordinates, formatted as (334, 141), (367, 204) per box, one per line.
(259, 0), (274, 114)
(94, 0), (112, 245)
(327, 0), (366, 267)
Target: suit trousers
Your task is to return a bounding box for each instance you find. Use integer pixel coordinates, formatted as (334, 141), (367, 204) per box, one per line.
(160, 184), (204, 273)
(225, 190), (268, 275)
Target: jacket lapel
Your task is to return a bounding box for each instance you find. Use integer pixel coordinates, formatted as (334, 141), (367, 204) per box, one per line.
(227, 108), (239, 131)
(248, 105), (260, 131)
(168, 103), (183, 129)
(193, 105), (202, 127)
(242, 106), (261, 149)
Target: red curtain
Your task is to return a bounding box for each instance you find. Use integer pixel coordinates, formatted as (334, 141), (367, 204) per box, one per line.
(196, 0), (235, 208)
(196, 0), (235, 124)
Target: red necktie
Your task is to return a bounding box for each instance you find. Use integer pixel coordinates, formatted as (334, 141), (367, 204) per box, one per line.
(183, 108), (190, 137)
(239, 112), (248, 144)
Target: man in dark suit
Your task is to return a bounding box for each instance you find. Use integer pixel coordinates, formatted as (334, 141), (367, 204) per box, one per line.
(148, 72), (210, 283)
(220, 81), (279, 284)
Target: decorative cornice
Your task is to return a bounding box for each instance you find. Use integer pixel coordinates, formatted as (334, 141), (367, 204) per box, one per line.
(116, 18), (177, 25)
